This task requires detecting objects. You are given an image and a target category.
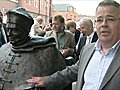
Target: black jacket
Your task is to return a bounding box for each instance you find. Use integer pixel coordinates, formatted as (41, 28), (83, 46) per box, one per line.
(76, 31), (98, 61)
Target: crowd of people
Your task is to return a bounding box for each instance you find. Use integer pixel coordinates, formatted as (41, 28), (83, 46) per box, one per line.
(0, 0), (120, 90)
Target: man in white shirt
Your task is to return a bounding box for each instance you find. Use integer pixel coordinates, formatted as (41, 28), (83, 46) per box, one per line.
(75, 17), (98, 61)
(78, 17), (98, 45)
(27, 1), (120, 90)
(31, 16), (46, 37)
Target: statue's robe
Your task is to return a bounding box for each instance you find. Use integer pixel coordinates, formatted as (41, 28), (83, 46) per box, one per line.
(0, 37), (66, 90)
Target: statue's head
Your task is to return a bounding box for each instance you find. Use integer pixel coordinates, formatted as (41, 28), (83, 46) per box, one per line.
(6, 7), (34, 46)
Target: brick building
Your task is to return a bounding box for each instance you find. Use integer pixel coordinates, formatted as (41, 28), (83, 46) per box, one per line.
(0, 0), (18, 14)
(52, 4), (78, 23)
(18, 0), (52, 23)
(0, 0), (52, 23)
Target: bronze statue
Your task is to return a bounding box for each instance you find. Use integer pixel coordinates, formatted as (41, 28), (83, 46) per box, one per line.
(0, 7), (66, 90)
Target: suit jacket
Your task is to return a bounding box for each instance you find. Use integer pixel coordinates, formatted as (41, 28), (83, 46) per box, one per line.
(77, 31), (98, 52)
(44, 43), (120, 90)
(45, 30), (75, 56)
(75, 31), (98, 61)
(0, 31), (5, 47)
(0, 24), (9, 47)
(74, 29), (81, 45)
(33, 22), (46, 36)
(76, 43), (120, 90)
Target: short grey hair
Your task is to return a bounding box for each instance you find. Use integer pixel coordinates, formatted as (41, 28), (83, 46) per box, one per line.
(96, 0), (120, 16)
(79, 17), (93, 27)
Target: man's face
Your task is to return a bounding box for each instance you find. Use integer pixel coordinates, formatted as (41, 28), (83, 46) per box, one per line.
(37, 18), (43, 24)
(69, 27), (76, 33)
(52, 20), (64, 33)
(6, 14), (28, 46)
(79, 21), (91, 36)
(95, 5), (120, 44)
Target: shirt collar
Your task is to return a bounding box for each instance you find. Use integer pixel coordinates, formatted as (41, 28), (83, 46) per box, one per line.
(95, 39), (120, 54)
(87, 31), (94, 39)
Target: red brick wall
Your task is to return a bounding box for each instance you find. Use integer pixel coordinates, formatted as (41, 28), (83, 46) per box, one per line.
(52, 11), (78, 23)
(0, 0), (18, 13)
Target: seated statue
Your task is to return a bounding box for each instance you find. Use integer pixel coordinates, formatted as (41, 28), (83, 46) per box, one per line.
(0, 7), (66, 90)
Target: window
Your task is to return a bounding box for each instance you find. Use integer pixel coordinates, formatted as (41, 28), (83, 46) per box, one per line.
(28, 0), (32, 5)
(34, 0), (38, 7)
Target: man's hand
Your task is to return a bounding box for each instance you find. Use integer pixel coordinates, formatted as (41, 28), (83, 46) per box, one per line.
(26, 76), (46, 87)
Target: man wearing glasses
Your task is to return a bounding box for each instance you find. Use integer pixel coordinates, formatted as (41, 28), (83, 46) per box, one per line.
(27, 0), (120, 90)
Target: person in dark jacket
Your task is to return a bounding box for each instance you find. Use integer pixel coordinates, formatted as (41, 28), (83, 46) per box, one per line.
(0, 13), (8, 47)
(75, 17), (98, 61)
(27, 1), (120, 90)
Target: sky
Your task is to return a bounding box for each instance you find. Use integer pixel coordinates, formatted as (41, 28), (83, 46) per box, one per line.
(52, 0), (120, 16)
